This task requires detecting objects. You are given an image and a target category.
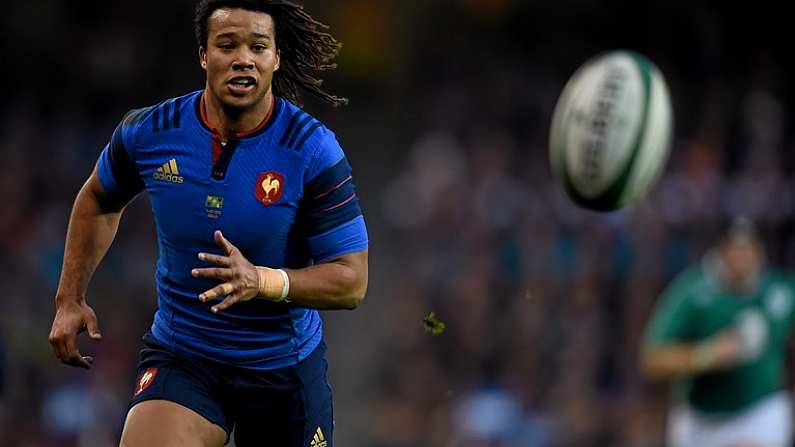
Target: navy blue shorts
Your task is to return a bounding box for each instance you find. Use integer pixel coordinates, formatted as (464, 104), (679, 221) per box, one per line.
(128, 334), (333, 447)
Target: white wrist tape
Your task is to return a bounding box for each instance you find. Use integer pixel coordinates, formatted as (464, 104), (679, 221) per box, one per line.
(277, 268), (290, 302)
(257, 267), (291, 303)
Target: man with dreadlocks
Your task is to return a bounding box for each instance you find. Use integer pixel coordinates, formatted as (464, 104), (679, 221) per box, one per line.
(48, 1), (367, 445)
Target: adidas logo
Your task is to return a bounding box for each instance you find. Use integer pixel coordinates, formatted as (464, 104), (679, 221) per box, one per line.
(309, 427), (327, 447)
(153, 159), (184, 183)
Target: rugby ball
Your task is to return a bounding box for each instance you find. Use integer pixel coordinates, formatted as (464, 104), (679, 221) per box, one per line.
(549, 51), (673, 211)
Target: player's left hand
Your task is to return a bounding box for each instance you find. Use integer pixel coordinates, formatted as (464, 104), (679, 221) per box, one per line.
(192, 230), (260, 313)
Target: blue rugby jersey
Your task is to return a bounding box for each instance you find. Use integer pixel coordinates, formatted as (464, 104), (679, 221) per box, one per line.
(96, 90), (368, 370)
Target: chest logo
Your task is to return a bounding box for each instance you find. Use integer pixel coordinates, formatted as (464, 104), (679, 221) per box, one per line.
(205, 195), (224, 219)
(153, 159), (184, 183)
(255, 171), (285, 206)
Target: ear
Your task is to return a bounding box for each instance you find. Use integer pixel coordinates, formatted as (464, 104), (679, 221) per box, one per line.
(199, 47), (208, 71)
(274, 49), (281, 72)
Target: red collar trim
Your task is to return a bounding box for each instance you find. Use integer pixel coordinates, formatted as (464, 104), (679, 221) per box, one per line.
(200, 93), (276, 139)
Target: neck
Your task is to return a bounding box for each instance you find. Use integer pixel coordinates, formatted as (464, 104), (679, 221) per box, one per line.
(202, 88), (274, 141)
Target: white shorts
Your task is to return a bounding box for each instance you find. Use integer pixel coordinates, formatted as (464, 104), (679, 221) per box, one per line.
(667, 392), (793, 447)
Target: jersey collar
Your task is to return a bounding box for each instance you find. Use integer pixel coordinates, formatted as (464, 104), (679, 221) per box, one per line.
(196, 92), (281, 140)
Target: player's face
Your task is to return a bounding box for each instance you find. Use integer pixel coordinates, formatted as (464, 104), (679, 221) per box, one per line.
(200, 8), (280, 111)
(720, 238), (763, 291)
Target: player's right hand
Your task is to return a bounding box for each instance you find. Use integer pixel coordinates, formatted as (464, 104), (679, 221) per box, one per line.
(703, 330), (745, 370)
(48, 299), (102, 369)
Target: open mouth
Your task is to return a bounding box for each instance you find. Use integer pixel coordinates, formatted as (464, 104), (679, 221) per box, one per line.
(227, 76), (257, 94)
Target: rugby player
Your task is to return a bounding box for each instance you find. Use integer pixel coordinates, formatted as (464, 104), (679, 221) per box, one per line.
(48, 1), (367, 445)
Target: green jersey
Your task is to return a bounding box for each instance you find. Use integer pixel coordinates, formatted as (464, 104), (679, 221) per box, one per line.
(644, 258), (795, 414)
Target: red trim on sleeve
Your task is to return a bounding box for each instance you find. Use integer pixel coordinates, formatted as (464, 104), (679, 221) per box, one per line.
(315, 194), (357, 215)
(313, 176), (353, 200)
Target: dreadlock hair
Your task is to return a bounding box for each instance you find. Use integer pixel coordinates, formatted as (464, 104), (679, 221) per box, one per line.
(194, 0), (348, 107)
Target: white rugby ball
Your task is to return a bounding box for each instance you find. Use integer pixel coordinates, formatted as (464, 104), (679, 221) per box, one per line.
(549, 50), (673, 211)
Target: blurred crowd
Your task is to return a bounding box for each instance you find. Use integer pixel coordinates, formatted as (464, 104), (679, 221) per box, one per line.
(2, 1), (795, 446)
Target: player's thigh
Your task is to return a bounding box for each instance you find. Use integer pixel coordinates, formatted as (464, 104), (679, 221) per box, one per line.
(120, 400), (227, 447)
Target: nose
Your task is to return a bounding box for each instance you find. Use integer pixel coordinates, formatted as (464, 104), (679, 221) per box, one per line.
(232, 59), (255, 71)
(232, 48), (255, 71)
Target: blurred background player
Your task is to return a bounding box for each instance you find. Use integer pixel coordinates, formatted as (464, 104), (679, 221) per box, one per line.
(641, 217), (795, 447)
(47, 1), (368, 446)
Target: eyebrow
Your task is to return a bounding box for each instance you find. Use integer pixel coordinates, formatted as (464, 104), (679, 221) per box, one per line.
(215, 32), (273, 41)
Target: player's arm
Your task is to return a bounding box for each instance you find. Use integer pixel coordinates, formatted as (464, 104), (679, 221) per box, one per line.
(49, 168), (125, 368)
(639, 274), (743, 381)
(640, 332), (743, 381)
(49, 112), (144, 368)
(193, 230), (367, 312)
(281, 250), (368, 309)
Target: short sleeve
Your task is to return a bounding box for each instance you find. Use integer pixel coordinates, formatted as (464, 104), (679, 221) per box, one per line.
(644, 272), (698, 347)
(302, 128), (368, 262)
(96, 109), (146, 204)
